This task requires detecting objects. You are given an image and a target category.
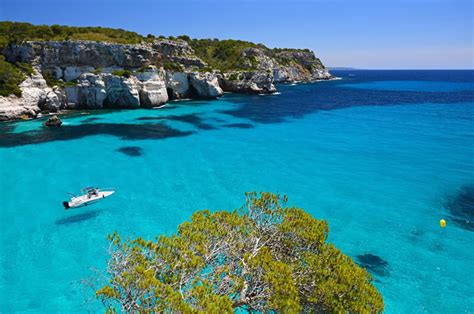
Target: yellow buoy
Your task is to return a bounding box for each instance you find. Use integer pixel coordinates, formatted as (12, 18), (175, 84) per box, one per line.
(440, 219), (446, 228)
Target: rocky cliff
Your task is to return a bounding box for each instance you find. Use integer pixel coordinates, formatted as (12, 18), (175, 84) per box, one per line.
(1, 38), (332, 121)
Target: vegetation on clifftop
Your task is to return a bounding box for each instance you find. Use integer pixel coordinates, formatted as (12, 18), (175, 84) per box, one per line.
(0, 21), (146, 51)
(163, 62), (184, 72)
(0, 22), (319, 68)
(111, 69), (132, 78)
(184, 38), (267, 71)
(0, 55), (30, 96)
(96, 192), (383, 312)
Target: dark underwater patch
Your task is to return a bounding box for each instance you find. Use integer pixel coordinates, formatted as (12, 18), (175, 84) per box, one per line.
(136, 114), (217, 130)
(224, 123), (254, 129)
(184, 101), (211, 106)
(3, 71), (472, 147)
(136, 116), (162, 121)
(116, 146), (143, 157)
(445, 184), (474, 231)
(0, 122), (194, 147)
(81, 117), (102, 123)
(356, 253), (390, 277)
(0, 123), (14, 133)
(55, 210), (100, 225)
(209, 117), (226, 123)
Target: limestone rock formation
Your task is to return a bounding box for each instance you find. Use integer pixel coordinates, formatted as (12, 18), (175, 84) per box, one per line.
(272, 49), (332, 82)
(66, 73), (107, 109)
(188, 72), (223, 99)
(165, 71), (191, 99)
(2, 37), (333, 121)
(62, 66), (94, 82)
(221, 71), (276, 94)
(40, 87), (67, 112)
(242, 48), (277, 71)
(6, 41), (160, 70)
(63, 68), (168, 109)
(43, 115), (62, 127)
(152, 39), (205, 69)
(102, 75), (141, 108)
(0, 70), (67, 121)
(0, 95), (40, 121)
(136, 68), (168, 107)
(216, 47), (331, 92)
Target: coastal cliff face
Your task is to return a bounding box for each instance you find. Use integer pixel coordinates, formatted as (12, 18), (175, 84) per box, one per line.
(1, 38), (332, 121)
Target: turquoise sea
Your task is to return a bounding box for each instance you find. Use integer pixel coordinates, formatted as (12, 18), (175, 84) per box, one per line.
(0, 70), (473, 312)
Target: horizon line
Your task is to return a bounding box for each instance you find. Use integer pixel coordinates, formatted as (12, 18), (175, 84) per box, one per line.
(328, 68), (474, 71)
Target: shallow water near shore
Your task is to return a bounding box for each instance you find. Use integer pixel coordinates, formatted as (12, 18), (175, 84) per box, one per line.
(1, 70), (473, 312)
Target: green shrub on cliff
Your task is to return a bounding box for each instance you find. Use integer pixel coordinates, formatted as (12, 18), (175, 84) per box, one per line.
(96, 192), (384, 313)
(0, 55), (25, 97)
(137, 65), (153, 73)
(42, 69), (64, 88)
(64, 81), (77, 87)
(0, 21), (145, 49)
(185, 38), (267, 71)
(163, 62), (184, 72)
(228, 73), (239, 81)
(197, 66), (214, 73)
(92, 67), (102, 75)
(15, 62), (33, 75)
(41, 69), (76, 88)
(111, 69), (132, 78)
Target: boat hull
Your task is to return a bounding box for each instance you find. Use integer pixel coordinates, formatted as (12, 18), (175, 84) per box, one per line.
(63, 190), (115, 209)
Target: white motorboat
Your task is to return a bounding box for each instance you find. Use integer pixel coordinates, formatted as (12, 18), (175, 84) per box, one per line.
(63, 187), (115, 209)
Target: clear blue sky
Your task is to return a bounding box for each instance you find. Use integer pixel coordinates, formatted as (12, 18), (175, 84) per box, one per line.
(1, 0), (472, 69)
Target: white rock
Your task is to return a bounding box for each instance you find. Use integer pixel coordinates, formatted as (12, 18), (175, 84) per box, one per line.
(0, 95), (40, 121)
(312, 69), (332, 80)
(137, 68), (168, 107)
(0, 70), (67, 120)
(41, 90), (60, 111)
(165, 71), (190, 99)
(188, 72), (223, 99)
(71, 73), (107, 108)
(221, 71), (276, 94)
(103, 75), (140, 108)
(64, 66), (95, 81)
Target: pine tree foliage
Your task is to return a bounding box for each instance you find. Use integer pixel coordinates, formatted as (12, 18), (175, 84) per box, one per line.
(96, 192), (384, 313)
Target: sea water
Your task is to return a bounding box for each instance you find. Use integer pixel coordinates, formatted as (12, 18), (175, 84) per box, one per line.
(0, 70), (473, 312)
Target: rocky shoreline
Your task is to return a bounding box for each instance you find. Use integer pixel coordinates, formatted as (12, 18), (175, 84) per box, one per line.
(0, 39), (332, 121)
